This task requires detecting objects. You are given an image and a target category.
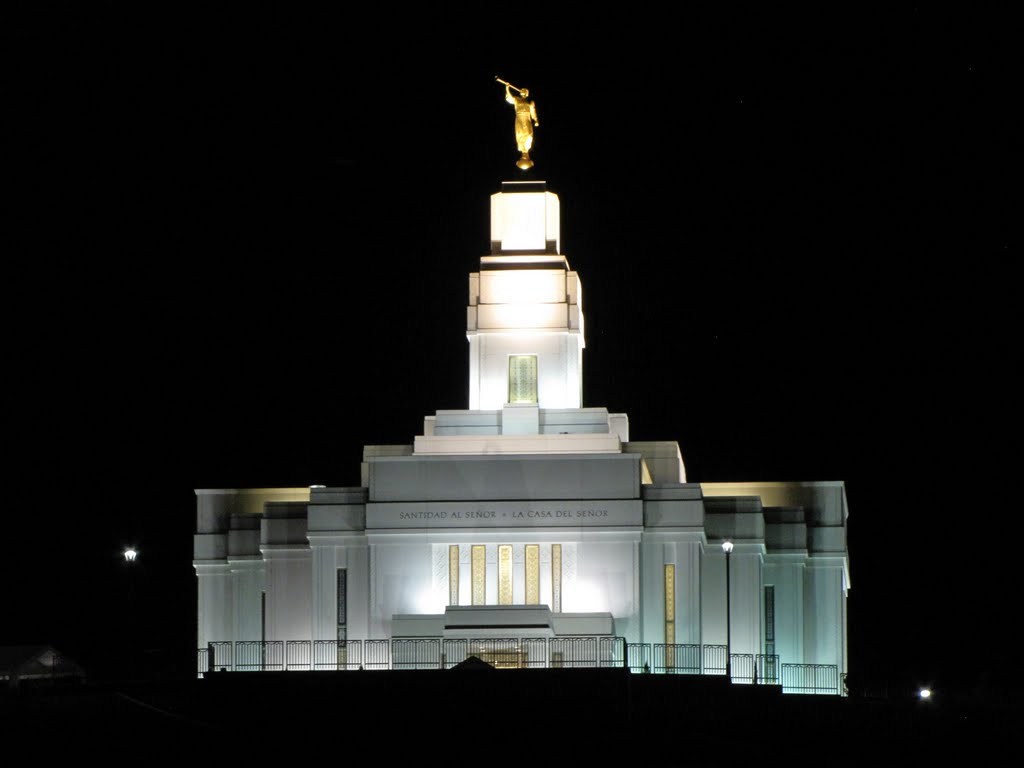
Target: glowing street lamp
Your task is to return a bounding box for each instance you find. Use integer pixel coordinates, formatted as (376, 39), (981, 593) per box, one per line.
(918, 687), (932, 700)
(722, 540), (733, 681)
(124, 547), (138, 563)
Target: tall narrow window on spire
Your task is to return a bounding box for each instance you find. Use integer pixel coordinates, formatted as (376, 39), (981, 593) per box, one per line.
(508, 355), (538, 404)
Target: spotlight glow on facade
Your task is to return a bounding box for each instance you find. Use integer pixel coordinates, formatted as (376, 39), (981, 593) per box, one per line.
(192, 177), (852, 694)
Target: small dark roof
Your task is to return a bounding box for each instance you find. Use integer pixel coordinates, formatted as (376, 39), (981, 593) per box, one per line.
(0, 645), (85, 682)
(450, 655), (497, 672)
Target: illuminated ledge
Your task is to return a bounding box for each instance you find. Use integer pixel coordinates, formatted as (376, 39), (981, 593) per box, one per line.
(481, 254), (569, 269)
(413, 433), (622, 456)
(390, 608), (614, 640)
(390, 607), (556, 640)
(445, 605), (553, 631)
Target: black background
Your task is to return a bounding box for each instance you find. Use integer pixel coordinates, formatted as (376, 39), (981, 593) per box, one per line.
(5, 6), (1016, 699)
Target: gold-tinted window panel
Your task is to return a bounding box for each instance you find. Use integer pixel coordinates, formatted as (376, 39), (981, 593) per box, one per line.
(664, 564), (676, 652)
(471, 545), (486, 605)
(508, 355), (538, 404)
(498, 545), (513, 605)
(525, 544), (540, 605)
(449, 545), (460, 606)
(664, 564), (675, 623)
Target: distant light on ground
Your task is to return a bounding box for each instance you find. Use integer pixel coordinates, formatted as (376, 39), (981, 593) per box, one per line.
(918, 687), (932, 700)
(124, 547), (138, 562)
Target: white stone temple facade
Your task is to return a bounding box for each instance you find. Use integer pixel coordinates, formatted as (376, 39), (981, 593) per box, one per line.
(194, 180), (850, 690)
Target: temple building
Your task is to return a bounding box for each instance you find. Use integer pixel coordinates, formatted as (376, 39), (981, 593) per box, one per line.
(193, 180), (850, 691)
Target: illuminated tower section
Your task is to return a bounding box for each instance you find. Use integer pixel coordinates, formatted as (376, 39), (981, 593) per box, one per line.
(467, 181), (584, 412)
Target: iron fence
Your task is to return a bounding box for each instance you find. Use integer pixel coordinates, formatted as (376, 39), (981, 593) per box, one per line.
(653, 643), (701, 674)
(626, 642), (651, 674)
(522, 637), (549, 668)
(209, 641), (233, 672)
(363, 639), (391, 670)
(756, 654), (780, 685)
(199, 637), (626, 672)
(550, 636), (593, 668)
(440, 638), (469, 668)
(702, 644), (727, 675)
(599, 636), (627, 668)
(392, 639), (443, 670)
(312, 639), (362, 670)
(196, 639), (838, 695)
(234, 640), (284, 671)
(782, 663), (840, 695)
(286, 640), (311, 671)
(728, 653), (756, 683)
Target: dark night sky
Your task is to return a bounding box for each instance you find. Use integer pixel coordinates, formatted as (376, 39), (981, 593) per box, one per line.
(5, 7), (1016, 696)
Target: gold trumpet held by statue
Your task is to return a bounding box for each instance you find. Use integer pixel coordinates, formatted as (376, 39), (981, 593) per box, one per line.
(495, 76), (525, 95)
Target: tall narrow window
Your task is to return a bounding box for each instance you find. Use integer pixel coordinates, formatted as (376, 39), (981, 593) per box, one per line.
(449, 546), (460, 606)
(762, 585), (776, 683)
(498, 545), (513, 605)
(508, 355), (538, 404)
(525, 544), (540, 605)
(337, 569), (347, 642)
(471, 545), (486, 605)
(551, 544), (562, 612)
(664, 564), (676, 648)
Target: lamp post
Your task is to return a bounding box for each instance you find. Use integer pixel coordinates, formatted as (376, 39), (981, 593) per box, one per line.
(722, 540), (733, 682)
(122, 546), (139, 676)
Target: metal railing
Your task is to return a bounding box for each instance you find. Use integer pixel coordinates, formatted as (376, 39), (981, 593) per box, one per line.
(648, 645), (769, 683)
(201, 637), (626, 673)
(198, 639), (839, 694)
(728, 653), (755, 683)
(392, 639), (443, 669)
(781, 663), (840, 695)
(702, 644), (727, 675)
(626, 642), (651, 674)
(756, 653), (780, 685)
(653, 643), (701, 674)
(235, 640), (284, 671)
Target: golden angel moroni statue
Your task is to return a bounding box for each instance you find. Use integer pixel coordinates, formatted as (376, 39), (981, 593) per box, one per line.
(497, 77), (539, 170)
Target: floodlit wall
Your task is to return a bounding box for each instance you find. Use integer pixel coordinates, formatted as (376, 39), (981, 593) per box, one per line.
(804, 558), (848, 672)
(467, 329), (583, 410)
(195, 480), (849, 684)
